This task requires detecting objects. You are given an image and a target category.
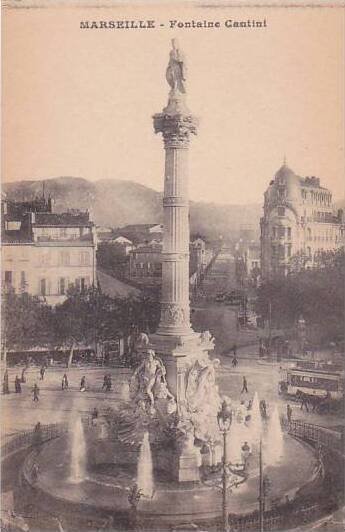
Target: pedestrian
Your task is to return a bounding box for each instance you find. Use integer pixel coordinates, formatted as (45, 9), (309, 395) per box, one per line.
(15, 375), (22, 393)
(300, 392), (309, 412)
(3, 369), (10, 394)
(241, 376), (248, 393)
(21, 367), (26, 383)
(80, 376), (86, 392)
(91, 407), (98, 421)
(61, 373), (68, 390)
(102, 374), (108, 391)
(287, 403), (292, 423)
(31, 462), (39, 483)
(33, 421), (42, 453)
(106, 375), (112, 392)
(32, 383), (40, 402)
(260, 399), (267, 418)
(232, 355), (238, 368)
(39, 366), (45, 380)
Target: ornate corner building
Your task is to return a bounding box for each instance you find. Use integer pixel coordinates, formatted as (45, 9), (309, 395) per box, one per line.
(260, 163), (345, 279)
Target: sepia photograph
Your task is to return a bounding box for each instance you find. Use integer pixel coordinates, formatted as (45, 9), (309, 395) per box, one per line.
(1, 1), (344, 531)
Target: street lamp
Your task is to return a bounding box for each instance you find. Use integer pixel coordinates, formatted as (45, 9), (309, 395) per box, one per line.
(217, 400), (233, 532)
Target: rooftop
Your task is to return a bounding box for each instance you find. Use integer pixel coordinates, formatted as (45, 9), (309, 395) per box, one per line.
(33, 212), (92, 227)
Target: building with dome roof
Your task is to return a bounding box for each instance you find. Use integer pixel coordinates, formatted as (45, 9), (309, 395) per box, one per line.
(260, 163), (344, 278)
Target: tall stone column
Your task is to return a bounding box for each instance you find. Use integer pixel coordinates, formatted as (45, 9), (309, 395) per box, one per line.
(153, 110), (197, 338)
(150, 40), (213, 404)
(143, 41), (219, 483)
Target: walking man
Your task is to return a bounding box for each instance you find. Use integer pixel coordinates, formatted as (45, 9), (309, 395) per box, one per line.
(32, 383), (40, 402)
(241, 376), (249, 393)
(61, 373), (68, 390)
(15, 375), (22, 393)
(102, 374), (108, 391)
(80, 375), (86, 392)
(91, 407), (99, 423)
(106, 375), (112, 392)
(300, 392), (309, 412)
(232, 355), (238, 368)
(287, 403), (292, 423)
(39, 366), (45, 380)
(3, 369), (10, 394)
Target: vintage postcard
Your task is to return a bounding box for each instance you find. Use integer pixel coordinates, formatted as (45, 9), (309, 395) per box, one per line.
(1, 1), (344, 531)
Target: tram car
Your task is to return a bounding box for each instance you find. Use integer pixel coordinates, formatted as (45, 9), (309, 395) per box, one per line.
(278, 365), (344, 400)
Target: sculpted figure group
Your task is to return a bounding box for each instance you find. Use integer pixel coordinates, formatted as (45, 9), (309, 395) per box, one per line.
(131, 348), (175, 415)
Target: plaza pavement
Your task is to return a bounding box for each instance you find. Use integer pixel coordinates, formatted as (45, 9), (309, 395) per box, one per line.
(2, 356), (342, 438)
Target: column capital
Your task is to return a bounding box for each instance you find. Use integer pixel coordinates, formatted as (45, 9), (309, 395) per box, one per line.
(153, 112), (198, 148)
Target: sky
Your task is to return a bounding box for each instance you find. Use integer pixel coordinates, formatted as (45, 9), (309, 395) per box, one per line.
(2, 3), (345, 205)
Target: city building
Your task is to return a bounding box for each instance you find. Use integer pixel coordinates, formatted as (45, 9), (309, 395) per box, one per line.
(128, 236), (215, 288)
(129, 241), (162, 285)
(115, 223), (163, 245)
(190, 238), (206, 276)
(260, 163), (345, 278)
(2, 196), (97, 305)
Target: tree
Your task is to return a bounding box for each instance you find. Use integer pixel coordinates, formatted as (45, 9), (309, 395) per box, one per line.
(1, 290), (54, 363)
(289, 250), (311, 273)
(256, 247), (344, 346)
(52, 286), (160, 366)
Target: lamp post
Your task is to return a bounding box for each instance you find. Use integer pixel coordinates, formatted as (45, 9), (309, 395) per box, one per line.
(217, 400), (233, 532)
(258, 439), (264, 532)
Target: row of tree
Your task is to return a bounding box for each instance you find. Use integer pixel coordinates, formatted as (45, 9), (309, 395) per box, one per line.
(1, 286), (160, 363)
(256, 248), (345, 346)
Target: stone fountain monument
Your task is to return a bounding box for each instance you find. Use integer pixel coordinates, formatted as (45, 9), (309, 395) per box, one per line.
(130, 39), (222, 482)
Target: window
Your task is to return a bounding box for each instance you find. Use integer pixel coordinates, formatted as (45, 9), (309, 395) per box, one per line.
(59, 251), (70, 266)
(75, 277), (89, 291)
(287, 227), (292, 240)
(20, 271), (26, 291)
(277, 207), (285, 216)
(40, 279), (46, 296)
(59, 278), (66, 295)
(278, 187), (285, 199)
(80, 251), (90, 266)
(277, 226), (285, 239)
(5, 271), (12, 285)
(287, 245), (292, 258)
(41, 252), (51, 267)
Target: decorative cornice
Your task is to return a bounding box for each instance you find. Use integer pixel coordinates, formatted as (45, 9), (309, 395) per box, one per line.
(163, 196), (189, 207)
(161, 252), (189, 261)
(153, 113), (198, 148)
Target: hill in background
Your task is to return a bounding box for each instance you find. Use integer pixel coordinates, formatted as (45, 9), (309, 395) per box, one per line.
(3, 177), (262, 241)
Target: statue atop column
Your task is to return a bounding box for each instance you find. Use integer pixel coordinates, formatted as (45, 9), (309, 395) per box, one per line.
(160, 38), (194, 117)
(166, 39), (187, 94)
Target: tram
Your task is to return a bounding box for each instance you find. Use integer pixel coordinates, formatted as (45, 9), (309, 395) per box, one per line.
(278, 365), (344, 400)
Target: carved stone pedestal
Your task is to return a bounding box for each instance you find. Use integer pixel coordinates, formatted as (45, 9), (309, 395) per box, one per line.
(173, 447), (201, 483)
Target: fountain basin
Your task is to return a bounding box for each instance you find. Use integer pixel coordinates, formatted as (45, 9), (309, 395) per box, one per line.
(22, 433), (317, 525)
